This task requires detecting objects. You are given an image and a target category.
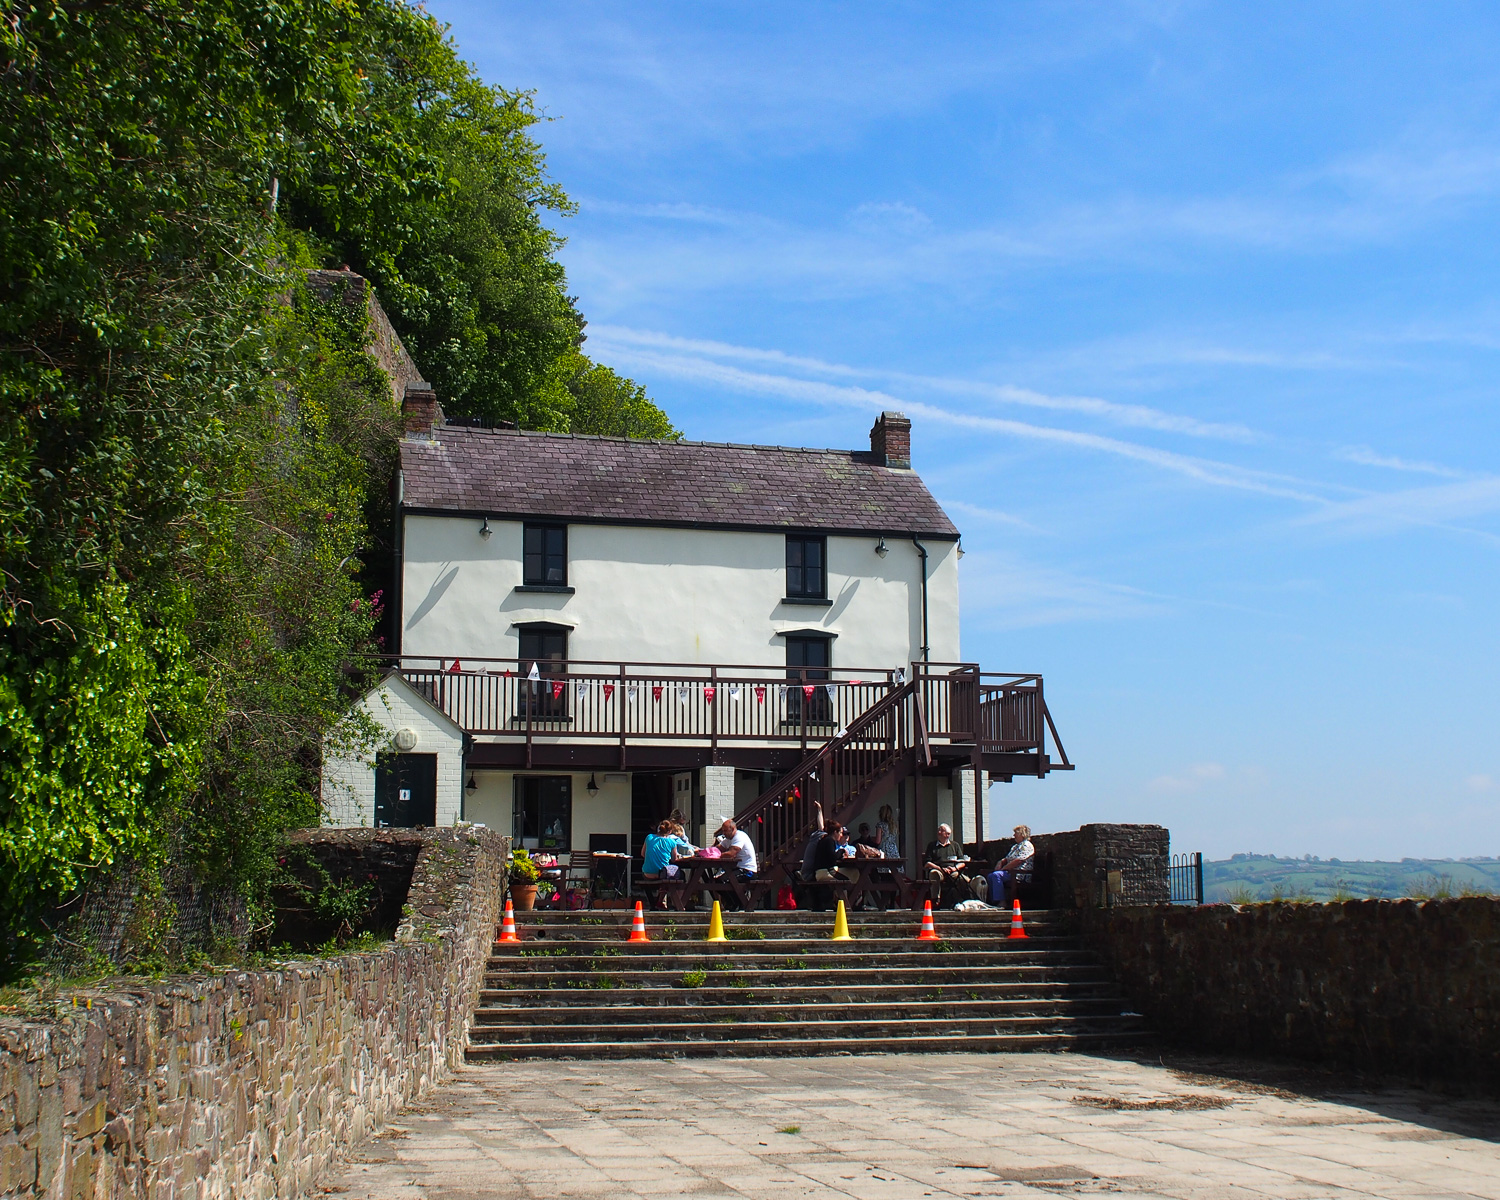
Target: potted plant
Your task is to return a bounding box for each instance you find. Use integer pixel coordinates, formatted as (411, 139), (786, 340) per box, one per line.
(509, 848), (541, 911)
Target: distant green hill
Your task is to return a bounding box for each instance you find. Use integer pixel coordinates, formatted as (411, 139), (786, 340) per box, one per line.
(1203, 855), (1500, 903)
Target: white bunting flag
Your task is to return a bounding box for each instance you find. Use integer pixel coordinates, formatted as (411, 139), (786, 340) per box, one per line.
(527, 661), (540, 682)
(627, 685), (638, 704)
(825, 684), (836, 699)
(729, 684), (741, 703)
(678, 685), (690, 705)
(576, 679), (591, 698)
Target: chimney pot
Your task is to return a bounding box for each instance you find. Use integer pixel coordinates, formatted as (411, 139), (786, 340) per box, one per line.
(402, 382), (443, 435)
(869, 411), (911, 468)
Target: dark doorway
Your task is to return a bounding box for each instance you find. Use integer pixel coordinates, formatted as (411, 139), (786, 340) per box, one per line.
(375, 753), (438, 827)
(786, 634), (833, 724)
(631, 772), (675, 860)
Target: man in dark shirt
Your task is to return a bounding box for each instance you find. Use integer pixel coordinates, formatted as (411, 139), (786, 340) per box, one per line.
(924, 823), (981, 906)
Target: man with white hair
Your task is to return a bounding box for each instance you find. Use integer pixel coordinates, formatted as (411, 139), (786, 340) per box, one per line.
(924, 823), (983, 906)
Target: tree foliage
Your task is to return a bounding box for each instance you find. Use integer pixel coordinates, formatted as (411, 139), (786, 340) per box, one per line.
(0, 0), (673, 975)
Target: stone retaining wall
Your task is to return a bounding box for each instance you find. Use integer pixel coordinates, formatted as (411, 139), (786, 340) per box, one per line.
(970, 824), (1169, 908)
(1082, 897), (1500, 1083)
(0, 827), (508, 1199)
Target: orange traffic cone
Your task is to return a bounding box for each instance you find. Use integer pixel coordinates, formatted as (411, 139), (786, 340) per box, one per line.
(627, 900), (651, 943)
(498, 898), (520, 943)
(915, 899), (940, 941)
(1007, 898), (1028, 939)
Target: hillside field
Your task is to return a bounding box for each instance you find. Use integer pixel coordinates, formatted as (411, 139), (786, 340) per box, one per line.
(1203, 854), (1500, 902)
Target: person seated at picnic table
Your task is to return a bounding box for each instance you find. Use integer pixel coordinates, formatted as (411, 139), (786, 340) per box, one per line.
(854, 822), (878, 849)
(713, 818), (758, 878)
(641, 820), (688, 878)
(812, 822), (857, 884)
(925, 824), (985, 906)
(987, 825), (1034, 907)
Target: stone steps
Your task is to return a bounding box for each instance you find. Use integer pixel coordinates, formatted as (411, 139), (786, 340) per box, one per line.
(466, 910), (1146, 1061)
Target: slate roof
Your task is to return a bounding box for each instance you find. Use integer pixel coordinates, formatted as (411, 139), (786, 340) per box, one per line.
(399, 427), (960, 539)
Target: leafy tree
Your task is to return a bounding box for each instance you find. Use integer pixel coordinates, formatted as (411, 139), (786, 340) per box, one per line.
(0, 0), (674, 975)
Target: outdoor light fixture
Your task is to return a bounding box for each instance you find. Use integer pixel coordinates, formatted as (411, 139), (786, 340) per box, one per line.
(586, 773), (600, 796)
(874, 537), (889, 557)
(478, 516), (491, 539)
(466, 773), (478, 792)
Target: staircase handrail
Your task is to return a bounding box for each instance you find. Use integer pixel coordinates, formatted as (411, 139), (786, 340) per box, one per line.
(735, 678), (918, 863)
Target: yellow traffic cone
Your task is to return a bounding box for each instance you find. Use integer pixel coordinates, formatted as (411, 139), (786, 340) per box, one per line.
(705, 900), (728, 942)
(830, 899), (853, 941)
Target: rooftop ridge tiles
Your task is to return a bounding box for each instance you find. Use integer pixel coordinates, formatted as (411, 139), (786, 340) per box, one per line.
(429, 424), (876, 459)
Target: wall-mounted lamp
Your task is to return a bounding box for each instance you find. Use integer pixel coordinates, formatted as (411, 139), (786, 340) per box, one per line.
(874, 537), (889, 557)
(466, 772), (478, 792)
(478, 516), (491, 539)
(586, 773), (600, 796)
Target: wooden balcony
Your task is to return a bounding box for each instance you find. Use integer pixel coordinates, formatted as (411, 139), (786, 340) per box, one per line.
(389, 657), (1071, 777)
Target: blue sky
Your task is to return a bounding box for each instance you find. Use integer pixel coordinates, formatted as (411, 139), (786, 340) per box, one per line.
(430, 1), (1500, 860)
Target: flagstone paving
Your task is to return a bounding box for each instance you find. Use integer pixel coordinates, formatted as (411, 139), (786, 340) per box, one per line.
(321, 1052), (1500, 1200)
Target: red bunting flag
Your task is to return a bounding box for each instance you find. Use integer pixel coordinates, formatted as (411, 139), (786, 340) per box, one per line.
(703, 686), (716, 704)
(652, 685), (663, 702)
(802, 685), (814, 700)
(755, 686), (766, 704)
(603, 683), (615, 701)
(551, 680), (565, 700)
(448, 659), (462, 674)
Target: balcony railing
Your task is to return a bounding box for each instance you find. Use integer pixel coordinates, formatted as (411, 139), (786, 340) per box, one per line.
(385, 656), (1066, 764)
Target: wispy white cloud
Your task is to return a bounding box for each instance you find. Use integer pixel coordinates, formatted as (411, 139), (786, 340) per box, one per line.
(958, 550), (1170, 629)
(1294, 476), (1500, 540)
(1334, 444), (1468, 479)
(939, 499), (1044, 534)
(1149, 762), (1227, 795)
(590, 325), (1257, 441)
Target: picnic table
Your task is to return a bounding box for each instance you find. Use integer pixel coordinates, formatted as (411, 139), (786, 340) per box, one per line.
(805, 857), (940, 911)
(648, 855), (773, 912)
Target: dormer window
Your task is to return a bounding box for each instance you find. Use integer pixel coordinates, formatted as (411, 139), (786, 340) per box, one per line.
(785, 534), (826, 600)
(524, 524), (567, 586)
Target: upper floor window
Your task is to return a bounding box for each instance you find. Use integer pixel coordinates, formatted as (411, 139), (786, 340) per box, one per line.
(785, 534), (826, 599)
(524, 524), (567, 586)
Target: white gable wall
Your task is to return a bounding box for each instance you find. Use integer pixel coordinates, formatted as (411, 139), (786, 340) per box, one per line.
(321, 678), (466, 828)
(399, 514), (959, 670)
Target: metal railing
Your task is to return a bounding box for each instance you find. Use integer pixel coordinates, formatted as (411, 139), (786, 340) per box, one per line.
(1169, 852), (1204, 905)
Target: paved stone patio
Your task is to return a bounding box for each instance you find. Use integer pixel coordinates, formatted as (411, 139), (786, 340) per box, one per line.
(322, 1052), (1500, 1199)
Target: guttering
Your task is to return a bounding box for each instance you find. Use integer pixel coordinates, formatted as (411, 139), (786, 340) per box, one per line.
(912, 534), (930, 664)
(391, 469), (405, 655)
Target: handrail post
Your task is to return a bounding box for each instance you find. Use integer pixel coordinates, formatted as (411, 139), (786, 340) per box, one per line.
(800, 668), (808, 755)
(525, 658), (534, 769)
(618, 664), (627, 769)
(710, 665), (719, 764)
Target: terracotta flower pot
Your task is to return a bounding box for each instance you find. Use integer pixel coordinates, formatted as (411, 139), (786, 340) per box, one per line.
(510, 882), (538, 911)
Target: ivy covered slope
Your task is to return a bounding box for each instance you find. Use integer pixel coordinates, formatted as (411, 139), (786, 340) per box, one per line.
(0, 0), (674, 976)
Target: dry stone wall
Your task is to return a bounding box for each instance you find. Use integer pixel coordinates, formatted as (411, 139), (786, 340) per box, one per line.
(0, 827), (507, 1200)
(1082, 897), (1500, 1084)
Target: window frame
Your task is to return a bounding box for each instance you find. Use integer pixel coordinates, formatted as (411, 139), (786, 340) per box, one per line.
(785, 534), (828, 600)
(523, 523), (568, 587)
(513, 774), (573, 850)
(785, 633), (833, 724)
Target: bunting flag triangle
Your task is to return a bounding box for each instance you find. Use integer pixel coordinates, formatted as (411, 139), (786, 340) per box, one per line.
(652, 685), (662, 702)
(576, 679), (591, 697)
(603, 683), (615, 701)
(527, 662), (541, 682)
(677, 685), (690, 705)
(802, 685), (815, 699)
(755, 685), (766, 704)
(628, 684), (639, 703)
(550, 680), (565, 700)
(703, 685), (716, 704)
(447, 659), (462, 674)
(825, 684), (836, 699)
(728, 684), (741, 702)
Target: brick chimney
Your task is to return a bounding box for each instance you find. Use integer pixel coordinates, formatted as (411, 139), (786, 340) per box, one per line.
(402, 381), (443, 435)
(869, 411), (911, 468)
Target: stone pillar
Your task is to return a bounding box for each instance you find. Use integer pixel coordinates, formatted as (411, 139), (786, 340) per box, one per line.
(701, 765), (736, 840)
(953, 768), (977, 845)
